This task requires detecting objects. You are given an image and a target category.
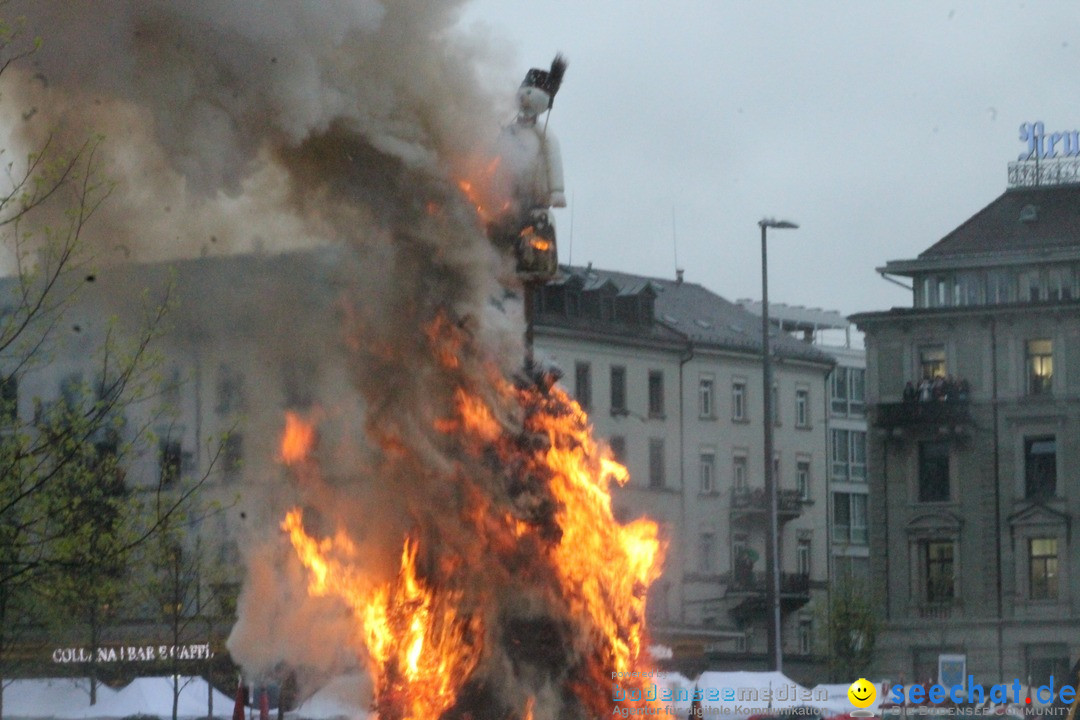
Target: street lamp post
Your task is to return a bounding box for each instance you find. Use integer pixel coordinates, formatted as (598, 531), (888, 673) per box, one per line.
(759, 217), (798, 673)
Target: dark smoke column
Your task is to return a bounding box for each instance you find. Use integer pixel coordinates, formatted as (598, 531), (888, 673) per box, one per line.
(487, 55), (568, 371)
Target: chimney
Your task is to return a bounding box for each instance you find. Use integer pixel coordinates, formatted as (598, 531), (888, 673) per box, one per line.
(676, 269), (684, 285)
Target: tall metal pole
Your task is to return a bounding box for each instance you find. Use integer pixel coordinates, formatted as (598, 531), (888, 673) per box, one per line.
(760, 221), (782, 672)
(524, 280), (537, 373)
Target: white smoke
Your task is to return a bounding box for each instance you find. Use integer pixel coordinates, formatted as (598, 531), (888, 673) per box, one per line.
(5, 0), (511, 263)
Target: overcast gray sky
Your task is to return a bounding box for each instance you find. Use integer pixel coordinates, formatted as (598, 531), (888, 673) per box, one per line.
(459, 0), (1080, 316)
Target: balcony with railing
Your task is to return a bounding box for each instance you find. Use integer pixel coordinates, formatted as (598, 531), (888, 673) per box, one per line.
(873, 400), (972, 433)
(723, 570), (812, 620)
(730, 487), (804, 523)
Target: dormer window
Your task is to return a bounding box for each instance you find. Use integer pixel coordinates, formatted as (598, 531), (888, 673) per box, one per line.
(1019, 204), (1039, 223)
(566, 289), (580, 317)
(640, 295), (655, 325)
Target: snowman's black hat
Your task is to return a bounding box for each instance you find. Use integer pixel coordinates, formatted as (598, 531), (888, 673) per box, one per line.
(521, 54), (568, 109)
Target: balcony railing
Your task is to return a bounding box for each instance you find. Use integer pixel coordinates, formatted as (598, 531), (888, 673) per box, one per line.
(730, 487), (804, 521)
(873, 400), (972, 430)
(916, 602), (957, 620)
(726, 570), (811, 595)
(723, 571), (812, 619)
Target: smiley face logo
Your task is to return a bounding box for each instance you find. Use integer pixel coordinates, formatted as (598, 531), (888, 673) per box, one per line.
(848, 678), (876, 708)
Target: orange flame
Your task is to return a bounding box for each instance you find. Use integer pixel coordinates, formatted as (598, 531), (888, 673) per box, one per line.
(523, 385), (664, 678)
(279, 318), (665, 718)
(283, 510), (482, 720)
(279, 411), (316, 465)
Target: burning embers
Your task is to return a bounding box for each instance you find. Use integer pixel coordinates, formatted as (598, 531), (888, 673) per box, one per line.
(279, 320), (665, 720)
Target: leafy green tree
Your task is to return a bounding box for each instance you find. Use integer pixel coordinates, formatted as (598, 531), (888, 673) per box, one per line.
(825, 575), (879, 680)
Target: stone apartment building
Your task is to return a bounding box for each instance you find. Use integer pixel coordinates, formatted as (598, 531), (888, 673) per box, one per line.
(852, 172), (1080, 684)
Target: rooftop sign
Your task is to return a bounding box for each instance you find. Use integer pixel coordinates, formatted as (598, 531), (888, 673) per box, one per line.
(1018, 121), (1080, 160)
(1010, 123), (1080, 187)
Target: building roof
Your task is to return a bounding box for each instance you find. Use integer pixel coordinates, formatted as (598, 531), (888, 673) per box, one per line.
(735, 299), (849, 332)
(538, 265), (833, 366)
(919, 183), (1080, 259)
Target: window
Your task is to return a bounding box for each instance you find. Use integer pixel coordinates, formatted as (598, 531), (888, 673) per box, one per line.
(797, 541), (811, 576)
(648, 439), (665, 488)
(609, 435), (626, 464)
(798, 619), (812, 655)
(222, 433), (243, 481)
(918, 440), (950, 502)
(648, 370), (664, 417)
(159, 439), (183, 486)
(796, 460), (811, 500)
(567, 290), (580, 317)
(832, 429), (849, 480)
(699, 532), (716, 573)
(700, 452), (716, 494)
(936, 276), (952, 307)
(831, 429), (866, 481)
(610, 366), (627, 414)
(216, 364), (244, 415)
(1026, 339), (1053, 395)
(830, 368), (865, 416)
(850, 369), (865, 414)
(732, 381), (747, 421)
(1019, 269), (1043, 302)
(987, 269), (1014, 305)
(732, 454), (747, 490)
(1024, 436), (1057, 498)
(919, 345), (946, 380)
(830, 367), (848, 413)
(924, 540), (955, 602)
(1029, 538), (1059, 600)
(955, 272), (984, 306)
(574, 362), (592, 410)
(795, 389), (809, 427)
(699, 376), (714, 418)
(851, 494), (868, 544)
(833, 492), (868, 544)
(1047, 267), (1073, 301)
(732, 536), (751, 585)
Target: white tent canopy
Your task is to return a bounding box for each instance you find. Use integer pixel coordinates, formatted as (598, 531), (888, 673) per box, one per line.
(292, 674), (370, 720)
(3, 678), (119, 720)
(4, 676), (233, 720)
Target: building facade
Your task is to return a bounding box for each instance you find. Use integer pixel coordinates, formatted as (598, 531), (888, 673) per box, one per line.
(852, 176), (1080, 684)
(533, 266), (835, 680)
(738, 301), (870, 589)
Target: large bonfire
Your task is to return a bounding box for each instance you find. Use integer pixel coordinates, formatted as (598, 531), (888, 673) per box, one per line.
(280, 313), (665, 719)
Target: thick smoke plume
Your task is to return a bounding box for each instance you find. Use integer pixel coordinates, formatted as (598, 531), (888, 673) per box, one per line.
(6, 4), (660, 719)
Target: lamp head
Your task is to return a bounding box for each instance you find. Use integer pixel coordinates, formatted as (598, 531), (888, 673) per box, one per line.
(759, 218), (799, 229)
